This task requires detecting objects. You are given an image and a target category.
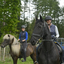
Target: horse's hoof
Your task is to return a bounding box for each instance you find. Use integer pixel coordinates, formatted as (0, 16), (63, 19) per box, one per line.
(19, 58), (21, 60)
(22, 60), (26, 62)
(34, 61), (38, 64)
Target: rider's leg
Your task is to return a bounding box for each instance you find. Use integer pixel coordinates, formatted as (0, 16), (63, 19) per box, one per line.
(20, 44), (22, 54)
(22, 41), (27, 62)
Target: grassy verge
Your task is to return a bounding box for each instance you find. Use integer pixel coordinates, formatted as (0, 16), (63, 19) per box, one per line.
(0, 57), (33, 64)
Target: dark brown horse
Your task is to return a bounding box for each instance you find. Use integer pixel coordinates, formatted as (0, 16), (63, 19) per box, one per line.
(1, 34), (37, 64)
(30, 16), (61, 64)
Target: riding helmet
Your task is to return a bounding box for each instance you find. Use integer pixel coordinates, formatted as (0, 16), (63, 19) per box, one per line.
(45, 16), (52, 21)
(21, 25), (26, 28)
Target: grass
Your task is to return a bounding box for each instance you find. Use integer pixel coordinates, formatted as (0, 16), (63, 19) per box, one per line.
(0, 57), (33, 64)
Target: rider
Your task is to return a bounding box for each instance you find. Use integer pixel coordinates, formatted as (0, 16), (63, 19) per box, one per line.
(18, 25), (28, 62)
(45, 16), (64, 63)
(45, 16), (59, 39)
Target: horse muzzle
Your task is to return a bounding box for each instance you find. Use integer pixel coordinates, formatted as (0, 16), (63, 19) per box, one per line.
(1, 44), (5, 48)
(1, 41), (9, 48)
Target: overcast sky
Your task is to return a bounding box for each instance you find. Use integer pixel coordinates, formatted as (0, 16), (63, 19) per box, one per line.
(20, 0), (64, 21)
(59, 0), (64, 7)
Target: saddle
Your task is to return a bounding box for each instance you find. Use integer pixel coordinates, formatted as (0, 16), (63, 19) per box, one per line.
(20, 43), (27, 51)
(55, 42), (62, 53)
(55, 42), (64, 63)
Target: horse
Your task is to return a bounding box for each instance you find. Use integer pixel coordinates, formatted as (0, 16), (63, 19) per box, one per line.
(30, 15), (61, 64)
(1, 34), (37, 64)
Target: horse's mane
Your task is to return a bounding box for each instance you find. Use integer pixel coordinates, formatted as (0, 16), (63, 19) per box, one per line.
(3, 34), (19, 45)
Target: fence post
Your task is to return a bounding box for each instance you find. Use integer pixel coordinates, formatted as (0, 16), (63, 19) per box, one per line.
(0, 47), (1, 61)
(3, 48), (5, 61)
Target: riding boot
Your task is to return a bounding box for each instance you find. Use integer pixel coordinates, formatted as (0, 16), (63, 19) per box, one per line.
(22, 41), (27, 62)
(20, 45), (22, 57)
(22, 50), (26, 62)
(24, 51), (26, 61)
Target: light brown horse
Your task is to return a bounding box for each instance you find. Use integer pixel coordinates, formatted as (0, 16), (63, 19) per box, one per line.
(1, 34), (37, 64)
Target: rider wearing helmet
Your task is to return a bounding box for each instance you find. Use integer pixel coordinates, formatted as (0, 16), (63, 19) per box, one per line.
(45, 16), (64, 63)
(45, 16), (59, 40)
(18, 25), (28, 62)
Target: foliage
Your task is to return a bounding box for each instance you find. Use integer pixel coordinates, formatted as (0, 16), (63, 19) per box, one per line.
(26, 19), (36, 41)
(0, 0), (21, 43)
(0, 0), (21, 35)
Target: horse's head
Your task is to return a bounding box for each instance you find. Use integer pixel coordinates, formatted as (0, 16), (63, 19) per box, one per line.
(1, 34), (14, 48)
(30, 15), (45, 45)
(30, 15), (50, 45)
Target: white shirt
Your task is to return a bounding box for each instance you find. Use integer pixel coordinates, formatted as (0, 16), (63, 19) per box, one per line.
(55, 26), (59, 38)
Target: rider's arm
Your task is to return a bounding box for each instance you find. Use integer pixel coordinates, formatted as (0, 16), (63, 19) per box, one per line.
(25, 32), (28, 40)
(55, 26), (59, 38)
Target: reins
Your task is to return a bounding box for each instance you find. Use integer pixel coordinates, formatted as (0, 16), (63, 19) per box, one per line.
(36, 38), (53, 44)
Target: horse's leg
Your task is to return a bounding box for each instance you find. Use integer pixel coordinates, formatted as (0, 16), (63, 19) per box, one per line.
(30, 54), (35, 64)
(30, 54), (38, 64)
(12, 56), (18, 64)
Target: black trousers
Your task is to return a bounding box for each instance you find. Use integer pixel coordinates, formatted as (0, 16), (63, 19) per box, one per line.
(20, 41), (27, 61)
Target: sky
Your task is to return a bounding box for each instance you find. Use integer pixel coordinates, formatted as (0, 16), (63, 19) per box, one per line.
(59, 0), (64, 7)
(20, 0), (64, 21)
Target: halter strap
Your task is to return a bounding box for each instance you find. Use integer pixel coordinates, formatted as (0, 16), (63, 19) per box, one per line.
(32, 33), (41, 37)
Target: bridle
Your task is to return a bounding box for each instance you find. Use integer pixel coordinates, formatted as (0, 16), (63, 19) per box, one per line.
(32, 22), (45, 43)
(32, 22), (53, 44)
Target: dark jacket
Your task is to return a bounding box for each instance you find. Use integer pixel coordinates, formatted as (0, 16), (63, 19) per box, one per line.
(19, 31), (28, 43)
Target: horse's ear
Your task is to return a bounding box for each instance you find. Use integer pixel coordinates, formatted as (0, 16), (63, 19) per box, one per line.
(40, 15), (44, 23)
(35, 16), (38, 21)
(8, 34), (10, 37)
(12, 38), (14, 43)
(40, 15), (42, 21)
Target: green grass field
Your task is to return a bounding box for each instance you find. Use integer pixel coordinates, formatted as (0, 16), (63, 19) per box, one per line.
(0, 57), (33, 64)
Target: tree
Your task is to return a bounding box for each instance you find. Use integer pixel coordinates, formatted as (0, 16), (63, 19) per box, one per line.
(0, 0), (21, 43)
(0, 0), (21, 34)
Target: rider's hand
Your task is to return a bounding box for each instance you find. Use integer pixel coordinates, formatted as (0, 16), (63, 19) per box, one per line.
(51, 35), (56, 40)
(18, 39), (20, 41)
(22, 39), (25, 42)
